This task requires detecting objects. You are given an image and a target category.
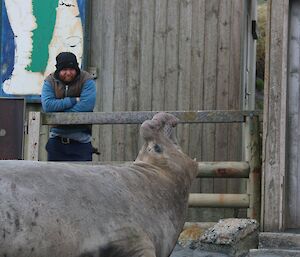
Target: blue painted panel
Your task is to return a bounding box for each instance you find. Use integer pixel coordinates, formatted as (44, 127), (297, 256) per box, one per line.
(0, 0), (15, 97)
(0, 0), (87, 103)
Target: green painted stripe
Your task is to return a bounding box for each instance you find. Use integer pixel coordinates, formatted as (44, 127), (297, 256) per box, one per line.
(26, 0), (59, 72)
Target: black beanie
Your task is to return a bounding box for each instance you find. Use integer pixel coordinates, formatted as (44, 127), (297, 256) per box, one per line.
(55, 52), (80, 75)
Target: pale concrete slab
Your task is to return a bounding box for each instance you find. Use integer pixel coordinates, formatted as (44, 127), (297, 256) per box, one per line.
(259, 232), (300, 250)
(249, 249), (300, 257)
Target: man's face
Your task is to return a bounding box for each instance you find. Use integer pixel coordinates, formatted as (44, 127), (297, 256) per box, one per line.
(59, 68), (77, 83)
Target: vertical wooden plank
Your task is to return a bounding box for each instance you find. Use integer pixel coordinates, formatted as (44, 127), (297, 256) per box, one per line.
(262, 0), (289, 231)
(138, 0), (155, 150)
(98, 0), (116, 161)
(38, 125), (49, 161)
(214, 0), (231, 218)
(112, 0), (129, 161)
(228, 0), (243, 161)
(177, 0), (192, 155)
(287, 0), (300, 228)
(261, 0), (271, 229)
(189, 0), (205, 160)
(215, 0), (231, 162)
(26, 104), (48, 161)
(101, 0), (116, 113)
(152, 0), (167, 111)
(294, 0), (300, 228)
(242, 0), (257, 111)
(139, 0), (154, 111)
(125, 0), (141, 161)
(187, 0), (206, 222)
(228, 0), (244, 218)
(178, 0), (193, 105)
(165, 0), (179, 111)
(90, 0), (103, 161)
(245, 116), (261, 220)
(27, 112), (41, 161)
(201, 0), (218, 188)
(203, 0), (218, 112)
(200, 0), (219, 221)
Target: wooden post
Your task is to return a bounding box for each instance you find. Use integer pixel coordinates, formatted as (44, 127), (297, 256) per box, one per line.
(27, 112), (41, 161)
(262, 0), (289, 232)
(245, 115), (261, 221)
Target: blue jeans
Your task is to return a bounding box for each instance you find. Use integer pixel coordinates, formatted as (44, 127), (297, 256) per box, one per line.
(46, 137), (93, 161)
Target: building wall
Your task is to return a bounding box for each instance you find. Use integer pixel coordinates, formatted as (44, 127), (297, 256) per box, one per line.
(286, 0), (300, 229)
(0, 0), (86, 99)
(88, 0), (247, 221)
(262, 0), (289, 231)
(23, 0), (252, 222)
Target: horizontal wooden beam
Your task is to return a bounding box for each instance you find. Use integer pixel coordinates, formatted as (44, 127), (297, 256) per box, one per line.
(188, 193), (250, 208)
(70, 161), (250, 178)
(41, 110), (261, 125)
(197, 161), (249, 178)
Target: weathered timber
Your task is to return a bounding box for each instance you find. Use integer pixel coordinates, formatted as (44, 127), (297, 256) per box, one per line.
(286, 0), (300, 229)
(126, 0), (141, 161)
(69, 161), (250, 179)
(197, 162), (249, 178)
(188, 193), (250, 208)
(262, 0), (289, 231)
(245, 116), (261, 221)
(40, 111), (261, 125)
(188, 0), (205, 221)
(27, 112), (41, 161)
(76, 0), (249, 222)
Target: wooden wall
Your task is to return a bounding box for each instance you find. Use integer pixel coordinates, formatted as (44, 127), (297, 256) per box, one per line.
(88, 0), (247, 221)
(22, 0), (252, 222)
(287, 0), (300, 229)
(262, 0), (289, 231)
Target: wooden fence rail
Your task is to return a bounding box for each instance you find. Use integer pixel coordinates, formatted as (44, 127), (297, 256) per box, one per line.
(27, 110), (261, 221)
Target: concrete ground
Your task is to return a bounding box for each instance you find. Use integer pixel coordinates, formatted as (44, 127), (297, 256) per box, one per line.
(170, 244), (229, 257)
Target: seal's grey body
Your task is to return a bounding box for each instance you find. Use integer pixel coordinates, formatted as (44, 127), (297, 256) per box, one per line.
(0, 113), (198, 257)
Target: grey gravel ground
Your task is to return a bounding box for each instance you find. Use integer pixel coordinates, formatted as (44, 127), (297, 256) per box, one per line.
(170, 244), (230, 257)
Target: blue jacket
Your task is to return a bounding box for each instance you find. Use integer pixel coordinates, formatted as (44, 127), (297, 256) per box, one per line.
(41, 74), (96, 142)
(41, 79), (96, 113)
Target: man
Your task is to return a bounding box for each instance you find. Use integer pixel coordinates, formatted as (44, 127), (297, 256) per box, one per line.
(41, 52), (96, 161)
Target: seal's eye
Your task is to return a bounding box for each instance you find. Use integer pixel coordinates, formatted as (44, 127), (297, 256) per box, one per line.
(154, 144), (162, 153)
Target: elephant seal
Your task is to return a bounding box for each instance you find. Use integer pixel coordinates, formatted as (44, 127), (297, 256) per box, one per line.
(0, 112), (198, 257)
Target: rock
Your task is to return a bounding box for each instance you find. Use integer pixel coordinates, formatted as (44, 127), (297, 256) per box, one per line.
(195, 218), (259, 257)
(178, 222), (216, 248)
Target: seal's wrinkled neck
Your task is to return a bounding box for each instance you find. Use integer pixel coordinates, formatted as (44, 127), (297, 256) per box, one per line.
(136, 112), (198, 185)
